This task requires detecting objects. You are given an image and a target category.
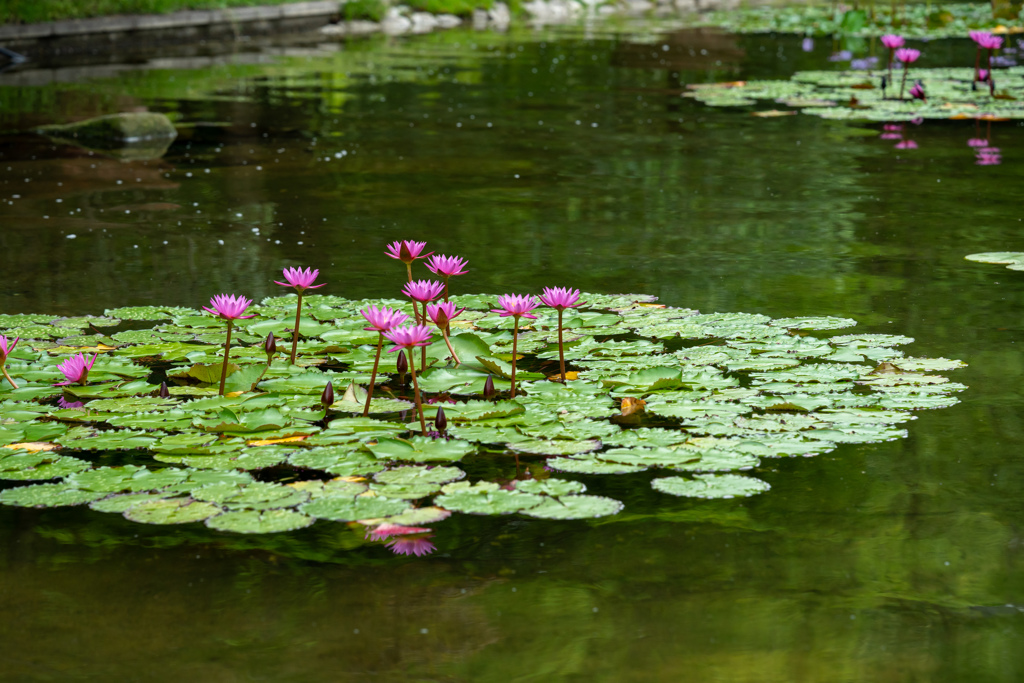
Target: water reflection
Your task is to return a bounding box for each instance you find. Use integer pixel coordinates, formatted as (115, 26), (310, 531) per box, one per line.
(1, 21), (1024, 681)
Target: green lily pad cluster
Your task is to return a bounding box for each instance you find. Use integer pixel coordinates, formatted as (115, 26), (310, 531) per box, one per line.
(0, 293), (966, 535)
(696, 2), (1024, 39)
(686, 66), (1024, 121)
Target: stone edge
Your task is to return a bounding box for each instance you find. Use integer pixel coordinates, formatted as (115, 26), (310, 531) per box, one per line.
(0, 1), (339, 41)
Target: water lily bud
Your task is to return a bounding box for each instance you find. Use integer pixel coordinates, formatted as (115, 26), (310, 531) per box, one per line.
(435, 406), (447, 434)
(159, 381), (170, 399)
(264, 331), (277, 359)
(396, 350), (408, 376)
(321, 380), (334, 409)
(483, 374), (496, 399)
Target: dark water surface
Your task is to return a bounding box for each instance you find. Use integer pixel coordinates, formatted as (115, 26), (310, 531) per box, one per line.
(1, 22), (1024, 681)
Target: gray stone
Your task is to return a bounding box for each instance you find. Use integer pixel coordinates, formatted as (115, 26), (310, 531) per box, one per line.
(435, 14), (462, 27)
(37, 112), (178, 159)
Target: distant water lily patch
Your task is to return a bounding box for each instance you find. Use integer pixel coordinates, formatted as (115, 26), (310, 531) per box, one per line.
(0, 291), (967, 541)
(687, 67), (1024, 121)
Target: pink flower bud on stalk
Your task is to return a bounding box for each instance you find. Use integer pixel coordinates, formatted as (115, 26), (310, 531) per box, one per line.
(0, 335), (19, 389)
(274, 267), (326, 365)
(435, 406), (448, 435)
(402, 279), (444, 370)
(491, 294), (540, 398)
(483, 374), (496, 399)
(55, 352), (97, 387)
(425, 254), (468, 301)
(894, 48), (920, 100)
(880, 34), (904, 84)
(909, 81), (926, 101)
(426, 300), (466, 366)
(383, 324), (434, 435)
(321, 380), (335, 410)
(159, 381), (170, 399)
(263, 331), (277, 365)
(360, 305), (410, 417)
(538, 287), (585, 383)
(202, 294), (256, 396)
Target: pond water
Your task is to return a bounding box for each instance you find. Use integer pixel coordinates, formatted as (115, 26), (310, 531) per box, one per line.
(1, 19), (1024, 681)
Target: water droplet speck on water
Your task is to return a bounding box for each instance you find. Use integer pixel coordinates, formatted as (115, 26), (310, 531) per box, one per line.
(66, 234), (76, 239)
(420, 628), (428, 634)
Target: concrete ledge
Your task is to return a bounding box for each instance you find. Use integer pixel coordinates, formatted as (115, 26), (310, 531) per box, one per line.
(0, 1), (338, 41)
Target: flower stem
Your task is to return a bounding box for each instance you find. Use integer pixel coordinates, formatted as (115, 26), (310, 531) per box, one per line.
(975, 47), (981, 81)
(1, 364), (17, 390)
(408, 347), (427, 435)
(290, 291), (303, 365)
(442, 327), (461, 365)
(218, 320), (234, 397)
(557, 308), (566, 382)
(443, 279), (450, 302)
(510, 317), (519, 399)
(887, 48), (894, 89)
(363, 334), (384, 418)
(899, 64), (909, 100)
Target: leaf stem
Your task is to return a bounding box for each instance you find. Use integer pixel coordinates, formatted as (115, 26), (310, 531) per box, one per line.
(218, 320), (234, 397)
(510, 316), (519, 398)
(442, 327), (461, 365)
(290, 291), (303, 365)
(1, 364), (17, 390)
(363, 333), (384, 418)
(408, 346), (427, 435)
(557, 308), (566, 383)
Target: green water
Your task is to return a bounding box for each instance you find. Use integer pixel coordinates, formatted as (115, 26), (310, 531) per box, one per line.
(1, 23), (1023, 681)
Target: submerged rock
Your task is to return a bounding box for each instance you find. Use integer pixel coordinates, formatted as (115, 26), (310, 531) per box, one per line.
(37, 112), (177, 160)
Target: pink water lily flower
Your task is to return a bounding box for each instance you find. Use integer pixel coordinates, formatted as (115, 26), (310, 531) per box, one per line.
(386, 240), (433, 266)
(970, 30), (992, 45)
(426, 254), (468, 300)
(384, 324), (434, 353)
(360, 305), (410, 417)
(491, 294), (540, 319)
(274, 267), (326, 292)
(895, 48), (920, 64)
(978, 34), (1004, 50)
(425, 254), (468, 278)
(881, 34), (905, 49)
(540, 287), (585, 383)
(539, 287), (585, 311)
(0, 335), (19, 388)
(402, 279), (445, 304)
(492, 294), (540, 398)
(361, 305), (409, 332)
(910, 82), (926, 101)
(55, 353), (97, 387)
(0, 335), (17, 362)
(384, 324), (434, 434)
(202, 294), (256, 320)
(426, 301), (466, 329)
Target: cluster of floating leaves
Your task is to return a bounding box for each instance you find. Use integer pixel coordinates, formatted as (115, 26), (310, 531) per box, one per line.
(0, 293), (966, 535)
(695, 2), (1023, 39)
(686, 67), (1024, 122)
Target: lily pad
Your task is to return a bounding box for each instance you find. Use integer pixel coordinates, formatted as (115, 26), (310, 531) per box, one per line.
(206, 509), (315, 534)
(521, 494), (624, 519)
(652, 474), (772, 499)
(123, 498), (221, 524)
